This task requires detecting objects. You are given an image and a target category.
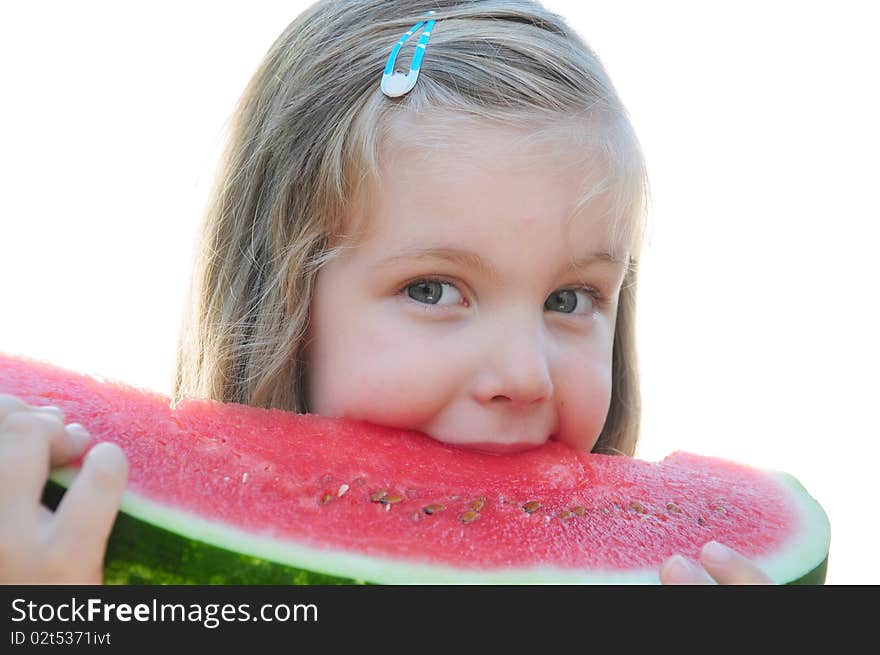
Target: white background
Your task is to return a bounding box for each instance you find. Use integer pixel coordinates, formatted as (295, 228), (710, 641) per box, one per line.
(1, 1), (877, 584)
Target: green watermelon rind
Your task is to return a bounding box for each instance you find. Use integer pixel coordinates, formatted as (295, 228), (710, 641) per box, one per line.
(46, 463), (830, 585)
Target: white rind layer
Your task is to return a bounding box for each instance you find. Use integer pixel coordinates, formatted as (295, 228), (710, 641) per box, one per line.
(50, 467), (830, 585)
(749, 472), (831, 584)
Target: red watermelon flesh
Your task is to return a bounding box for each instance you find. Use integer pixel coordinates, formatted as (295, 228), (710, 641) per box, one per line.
(0, 353), (829, 584)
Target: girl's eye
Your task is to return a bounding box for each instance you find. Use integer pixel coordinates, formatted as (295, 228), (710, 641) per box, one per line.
(404, 278), (603, 315)
(544, 288), (599, 315)
(405, 279), (463, 306)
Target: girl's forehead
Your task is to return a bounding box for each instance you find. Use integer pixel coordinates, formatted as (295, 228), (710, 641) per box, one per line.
(380, 114), (605, 173)
(338, 130), (627, 264)
(338, 118), (626, 251)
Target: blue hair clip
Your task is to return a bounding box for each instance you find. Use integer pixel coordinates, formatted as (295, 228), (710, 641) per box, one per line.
(380, 11), (437, 98)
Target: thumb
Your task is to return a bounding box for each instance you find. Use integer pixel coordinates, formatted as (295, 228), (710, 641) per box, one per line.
(698, 541), (775, 585)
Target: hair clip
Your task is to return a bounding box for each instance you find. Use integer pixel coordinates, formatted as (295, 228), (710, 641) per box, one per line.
(380, 11), (437, 98)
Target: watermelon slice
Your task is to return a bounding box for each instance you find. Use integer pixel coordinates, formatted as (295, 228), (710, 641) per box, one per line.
(0, 353), (830, 584)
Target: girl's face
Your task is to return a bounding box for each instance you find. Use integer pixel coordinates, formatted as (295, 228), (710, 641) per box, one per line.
(304, 125), (628, 454)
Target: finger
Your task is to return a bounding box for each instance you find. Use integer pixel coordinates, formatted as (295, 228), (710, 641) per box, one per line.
(0, 393), (81, 465)
(51, 442), (128, 565)
(0, 394), (65, 422)
(699, 541), (775, 585)
(0, 394), (29, 420)
(659, 554), (717, 585)
(0, 408), (90, 470)
(0, 412), (87, 508)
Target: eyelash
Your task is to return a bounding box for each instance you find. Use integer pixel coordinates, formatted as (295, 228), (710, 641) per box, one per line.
(399, 276), (609, 314)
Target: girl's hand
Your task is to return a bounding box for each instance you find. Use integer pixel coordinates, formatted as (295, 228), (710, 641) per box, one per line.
(659, 541), (775, 584)
(0, 394), (127, 584)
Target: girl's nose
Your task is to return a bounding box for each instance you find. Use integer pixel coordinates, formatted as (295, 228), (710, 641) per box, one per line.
(469, 323), (554, 408)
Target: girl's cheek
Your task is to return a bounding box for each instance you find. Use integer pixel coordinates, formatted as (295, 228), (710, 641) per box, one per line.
(314, 326), (456, 425)
(555, 354), (614, 451)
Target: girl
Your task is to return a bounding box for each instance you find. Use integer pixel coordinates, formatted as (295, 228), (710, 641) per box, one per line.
(0, 0), (772, 584)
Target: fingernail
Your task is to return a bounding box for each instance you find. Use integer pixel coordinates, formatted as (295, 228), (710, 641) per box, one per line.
(65, 423), (91, 449)
(37, 405), (62, 414)
(84, 441), (128, 478)
(665, 555), (694, 581)
(702, 541), (731, 565)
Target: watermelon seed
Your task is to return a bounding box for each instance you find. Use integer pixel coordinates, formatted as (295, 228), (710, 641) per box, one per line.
(241, 472), (249, 484)
(459, 510), (479, 524)
(423, 504), (445, 515)
(629, 501), (647, 514)
(666, 502), (681, 514)
(571, 506), (586, 517)
(338, 484), (349, 497)
(558, 510), (574, 522)
(698, 517), (707, 526)
(522, 501), (541, 513)
(321, 493), (334, 505)
(471, 498), (486, 512)
(370, 490), (388, 502)
(382, 495), (404, 504)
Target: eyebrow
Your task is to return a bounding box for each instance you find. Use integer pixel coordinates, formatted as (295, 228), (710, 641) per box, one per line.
(373, 246), (626, 283)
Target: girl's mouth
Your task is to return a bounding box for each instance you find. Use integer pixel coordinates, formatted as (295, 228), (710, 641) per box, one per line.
(453, 441), (545, 455)
(427, 430), (555, 455)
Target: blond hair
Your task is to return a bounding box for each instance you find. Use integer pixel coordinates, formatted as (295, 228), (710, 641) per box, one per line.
(172, 0), (650, 456)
